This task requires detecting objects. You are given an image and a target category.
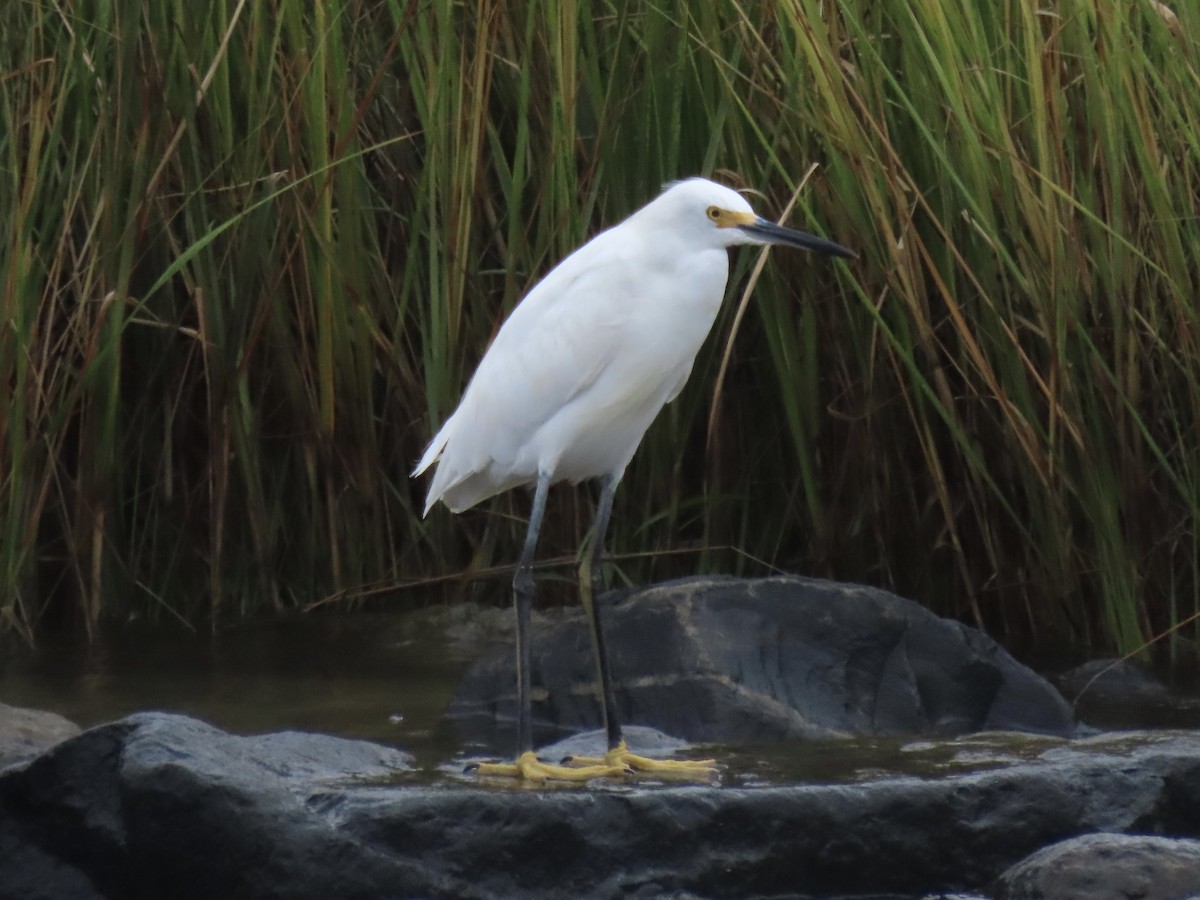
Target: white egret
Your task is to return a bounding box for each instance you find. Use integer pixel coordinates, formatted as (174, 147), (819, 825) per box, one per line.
(414, 177), (854, 780)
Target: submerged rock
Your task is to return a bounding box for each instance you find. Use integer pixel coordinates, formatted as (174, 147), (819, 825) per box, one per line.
(450, 575), (1075, 750)
(5, 713), (1200, 898)
(1056, 658), (1200, 730)
(534, 724), (692, 762)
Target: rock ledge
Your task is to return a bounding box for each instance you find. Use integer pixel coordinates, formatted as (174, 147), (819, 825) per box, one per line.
(5, 713), (1200, 899)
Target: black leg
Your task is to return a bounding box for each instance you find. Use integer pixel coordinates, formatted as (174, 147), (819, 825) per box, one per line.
(513, 471), (550, 756)
(579, 472), (622, 751)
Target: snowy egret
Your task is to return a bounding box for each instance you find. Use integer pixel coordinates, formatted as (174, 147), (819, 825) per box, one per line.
(414, 177), (853, 780)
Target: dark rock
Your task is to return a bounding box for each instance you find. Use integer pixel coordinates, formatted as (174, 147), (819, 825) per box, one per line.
(994, 832), (1200, 899)
(450, 575), (1075, 750)
(1056, 658), (1200, 729)
(0, 702), (81, 770)
(1058, 658), (1173, 700)
(6, 712), (1200, 898)
(0, 713), (421, 900)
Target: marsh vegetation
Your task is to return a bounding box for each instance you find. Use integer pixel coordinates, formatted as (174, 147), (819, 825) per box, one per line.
(2, 1), (1198, 659)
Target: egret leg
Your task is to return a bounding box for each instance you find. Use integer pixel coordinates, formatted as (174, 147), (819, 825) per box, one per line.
(567, 473), (718, 780)
(513, 471), (549, 755)
(578, 472), (623, 751)
(472, 472), (627, 782)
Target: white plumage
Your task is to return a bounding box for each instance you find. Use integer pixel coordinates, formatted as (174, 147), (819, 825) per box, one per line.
(414, 178), (843, 514)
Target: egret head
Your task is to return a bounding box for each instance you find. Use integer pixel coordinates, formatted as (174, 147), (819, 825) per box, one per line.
(656, 178), (855, 259)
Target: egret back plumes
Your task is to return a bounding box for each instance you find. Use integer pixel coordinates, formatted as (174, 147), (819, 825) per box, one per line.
(414, 178), (846, 515)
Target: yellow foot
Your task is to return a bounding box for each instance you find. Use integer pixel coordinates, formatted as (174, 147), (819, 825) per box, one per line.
(469, 751), (629, 783)
(567, 740), (718, 782)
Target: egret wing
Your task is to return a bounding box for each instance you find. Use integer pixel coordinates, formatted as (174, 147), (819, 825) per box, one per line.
(418, 242), (654, 511)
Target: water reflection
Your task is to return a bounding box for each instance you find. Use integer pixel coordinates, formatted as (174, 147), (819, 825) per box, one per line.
(0, 610), (477, 769)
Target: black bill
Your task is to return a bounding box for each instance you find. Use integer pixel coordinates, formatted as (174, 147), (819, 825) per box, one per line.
(738, 217), (856, 259)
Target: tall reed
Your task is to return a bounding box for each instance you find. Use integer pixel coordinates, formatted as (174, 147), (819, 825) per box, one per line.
(2, 0), (1197, 658)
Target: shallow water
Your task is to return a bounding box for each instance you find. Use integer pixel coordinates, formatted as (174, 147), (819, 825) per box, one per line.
(0, 610), (475, 771)
(3, 607), (1199, 785)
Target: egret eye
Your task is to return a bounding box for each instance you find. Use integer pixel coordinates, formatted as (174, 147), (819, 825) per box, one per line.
(707, 206), (722, 222)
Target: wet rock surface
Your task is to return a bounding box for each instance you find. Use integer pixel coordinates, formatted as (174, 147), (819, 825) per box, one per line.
(5, 712), (1200, 899)
(994, 832), (1200, 900)
(0, 701), (81, 769)
(0, 712), (417, 900)
(451, 575), (1075, 750)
